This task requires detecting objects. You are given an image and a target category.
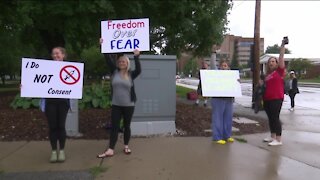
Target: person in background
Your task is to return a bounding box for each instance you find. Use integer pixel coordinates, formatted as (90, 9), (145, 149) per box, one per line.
(195, 61), (209, 107)
(288, 70), (299, 111)
(262, 37), (288, 146)
(97, 38), (141, 158)
(45, 47), (70, 162)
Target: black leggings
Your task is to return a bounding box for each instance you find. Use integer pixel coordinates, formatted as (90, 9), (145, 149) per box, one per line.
(109, 105), (135, 149)
(289, 90), (296, 108)
(264, 99), (283, 136)
(45, 99), (69, 150)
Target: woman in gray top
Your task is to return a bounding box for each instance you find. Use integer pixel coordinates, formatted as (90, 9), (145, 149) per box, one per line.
(97, 39), (141, 158)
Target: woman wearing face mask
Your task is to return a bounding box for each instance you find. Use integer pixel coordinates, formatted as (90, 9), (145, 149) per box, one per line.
(45, 47), (70, 162)
(97, 39), (141, 158)
(262, 38), (287, 146)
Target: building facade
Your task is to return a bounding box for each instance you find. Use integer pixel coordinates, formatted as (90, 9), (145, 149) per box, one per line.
(219, 34), (264, 66)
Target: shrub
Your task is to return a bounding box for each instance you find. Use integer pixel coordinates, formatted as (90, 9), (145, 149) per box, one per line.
(10, 81), (112, 110)
(79, 81), (111, 109)
(10, 95), (40, 109)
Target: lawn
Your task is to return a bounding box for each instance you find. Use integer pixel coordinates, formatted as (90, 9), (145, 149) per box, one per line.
(176, 85), (194, 98)
(0, 82), (19, 93)
(299, 78), (320, 83)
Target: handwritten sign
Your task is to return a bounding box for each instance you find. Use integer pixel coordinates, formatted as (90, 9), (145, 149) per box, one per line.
(20, 58), (84, 99)
(200, 70), (242, 97)
(101, 18), (150, 53)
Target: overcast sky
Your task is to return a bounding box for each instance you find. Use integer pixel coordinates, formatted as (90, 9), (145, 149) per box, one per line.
(227, 0), (320, 58)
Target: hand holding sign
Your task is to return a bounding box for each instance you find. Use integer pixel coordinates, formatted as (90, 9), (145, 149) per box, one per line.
(133, 49), (140, 56)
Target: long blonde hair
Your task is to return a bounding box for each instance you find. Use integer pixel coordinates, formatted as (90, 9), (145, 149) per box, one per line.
(117, 55), (130, 80)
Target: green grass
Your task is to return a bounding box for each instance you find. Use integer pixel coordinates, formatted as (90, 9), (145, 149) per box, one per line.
(299, 78), (320, 83)
(235, 137), (248, 143)
(176, 85), (194, 98)
(0, 81), (20, 93)
(89, 166), (108, 178)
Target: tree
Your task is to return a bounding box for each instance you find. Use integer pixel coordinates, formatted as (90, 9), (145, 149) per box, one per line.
(230, 47), (239, 70)
(183, 58), (198, 77)
(265, 44), (291, 54)
(80, 46), (107, 79)
(0, 0), (232, 80)
(289, 58), (313, 78)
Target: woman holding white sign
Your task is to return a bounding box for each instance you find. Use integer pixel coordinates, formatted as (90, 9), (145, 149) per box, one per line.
(44, 47), (70, 162)
(262, 37), (288, 146)
(210, 56), (235, 145)
(97, 39), (141, 158)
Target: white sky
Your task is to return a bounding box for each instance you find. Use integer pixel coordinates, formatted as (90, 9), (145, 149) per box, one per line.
(227, 0), (320, 58)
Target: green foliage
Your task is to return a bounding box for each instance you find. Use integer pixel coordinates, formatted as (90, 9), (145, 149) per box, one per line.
(183, 58), (198, 77)
(265, 44), (291, 54)
(0, 0), (231, 60)
(289, 58), (313, 78)
(79, 81), (111, 109)
(81, 46), (108, 79)
(10, 94), (40, 109)
(176, 85), (193, 98)
(89, 166), (107, 178)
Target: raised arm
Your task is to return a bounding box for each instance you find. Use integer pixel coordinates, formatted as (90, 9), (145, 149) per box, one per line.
(131, 49), (141, 79)
(104, 54), (117, 73)
(100, 38), (117, 73)
(278, 38), (287, 69)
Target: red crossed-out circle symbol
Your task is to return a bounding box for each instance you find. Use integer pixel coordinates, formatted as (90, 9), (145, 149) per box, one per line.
(60, 65), (80, 85)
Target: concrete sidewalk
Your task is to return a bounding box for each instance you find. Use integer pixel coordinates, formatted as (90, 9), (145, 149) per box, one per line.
(1, 135), (320, 180)
(2, 88), (320, 179)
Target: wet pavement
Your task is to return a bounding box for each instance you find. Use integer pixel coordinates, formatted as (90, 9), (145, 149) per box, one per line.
(0, 82), (320, 179)
(1, 137), (320, 180)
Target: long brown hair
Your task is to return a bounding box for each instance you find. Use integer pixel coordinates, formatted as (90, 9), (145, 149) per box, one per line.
(266, 57), (278, 75)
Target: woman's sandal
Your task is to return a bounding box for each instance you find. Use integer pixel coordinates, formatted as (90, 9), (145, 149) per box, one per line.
(96, 150), (113, 158)
(123, 147), (132, 155)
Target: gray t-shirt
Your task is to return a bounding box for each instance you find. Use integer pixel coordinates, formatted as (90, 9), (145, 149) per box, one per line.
(112, 71), (134, 106)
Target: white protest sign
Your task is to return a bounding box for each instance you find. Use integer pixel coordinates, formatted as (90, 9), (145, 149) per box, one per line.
(200, 70), (242, 97)
(21, 58), (84, 99)
(101, 18), (150, 53)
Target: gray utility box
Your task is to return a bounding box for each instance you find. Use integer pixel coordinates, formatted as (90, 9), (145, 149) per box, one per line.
(129, 55), (176, 136)
(66, 99), (82, 137)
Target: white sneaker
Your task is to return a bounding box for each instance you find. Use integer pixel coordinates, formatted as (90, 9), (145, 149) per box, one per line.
(263, 137), (274, 142)
(289, 108), (294, 111)
(268, 140), (282, 146)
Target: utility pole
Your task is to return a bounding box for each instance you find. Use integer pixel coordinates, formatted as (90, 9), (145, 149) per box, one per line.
(252, 0), (261, 107)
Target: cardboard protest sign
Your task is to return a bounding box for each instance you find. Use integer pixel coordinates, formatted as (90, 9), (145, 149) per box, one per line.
(200, 70), (242, 97)
(101, 18), (150, 53)
(20, 58), (84, 99)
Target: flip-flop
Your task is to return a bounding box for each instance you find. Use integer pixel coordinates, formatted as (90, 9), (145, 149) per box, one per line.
(96, 151), (113, 158)
(123, 148), (132, 155)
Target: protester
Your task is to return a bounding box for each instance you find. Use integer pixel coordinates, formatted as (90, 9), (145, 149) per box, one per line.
(210, 49), (235, 145)
(97, 39), (141, 158)
(287, 70), (299, 111)
(43, 47), (70, 162)
(262, 37), (287, 146)
(211, 60), (234, 145)
(195, 61), (209, 107)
